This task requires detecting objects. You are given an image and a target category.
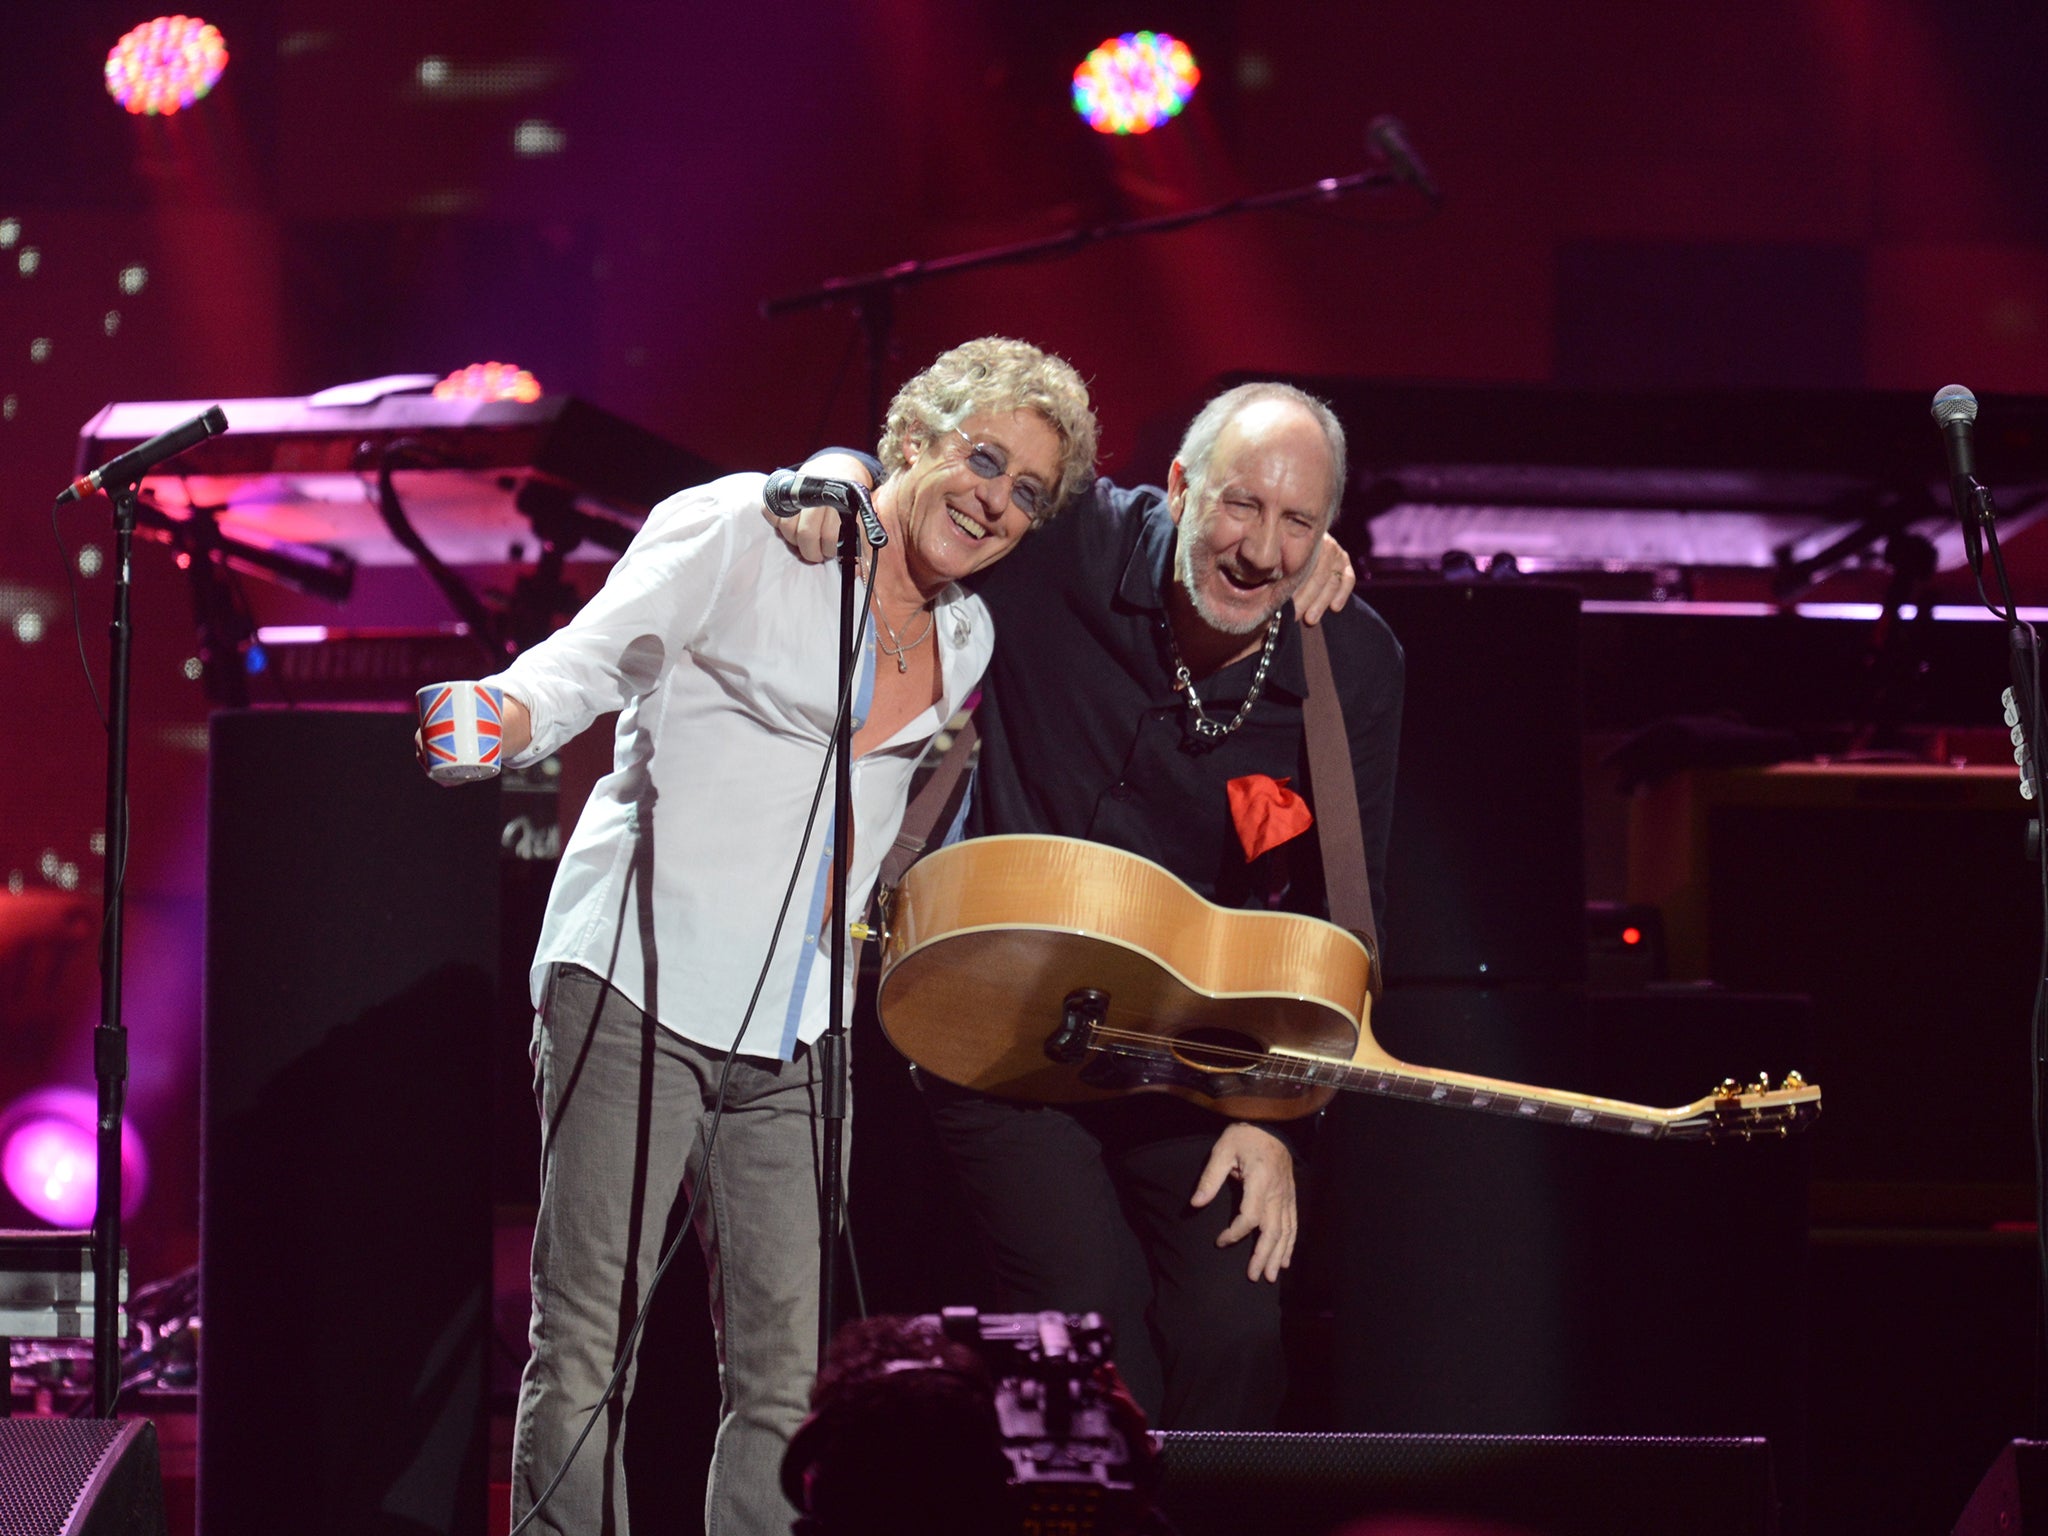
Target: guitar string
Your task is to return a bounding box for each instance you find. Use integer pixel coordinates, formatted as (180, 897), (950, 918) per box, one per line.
(1075, 1029), (1803, 1136)
(1086, 1022), (1490, 1085)
(1082, 1025), (1541, 1101)
(1077, 1024), (1796, 1118)
(1088, 1027), (1656, 1124)
(1088, 1023), (1533, 1092)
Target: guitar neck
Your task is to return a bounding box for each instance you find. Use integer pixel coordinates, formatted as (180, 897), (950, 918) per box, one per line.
(1264, 1048), (1686, 1138)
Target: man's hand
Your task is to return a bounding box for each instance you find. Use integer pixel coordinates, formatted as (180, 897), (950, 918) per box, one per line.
(499, 693), (533, 758)
(1291, 532), (1356, 626)
(1189, 1123), (1298, 1282)
(764, 452), (875, 564)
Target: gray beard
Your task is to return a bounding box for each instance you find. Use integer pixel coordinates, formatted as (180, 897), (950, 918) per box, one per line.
(1174, 534), (1285, 637)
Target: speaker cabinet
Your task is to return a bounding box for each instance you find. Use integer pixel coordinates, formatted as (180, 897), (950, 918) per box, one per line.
(0, 1418), (166, 1536)
(1320, 988), (1809, 1462)
(1153, 1430), (1778, 1536)
(1362, 582), (1586, 987)
(1628, 762), (2034, 1191)
(203, 708), (499, 1536)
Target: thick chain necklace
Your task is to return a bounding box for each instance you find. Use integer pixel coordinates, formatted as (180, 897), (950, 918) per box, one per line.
(875, 605), (935, 673)
(1165, 613), (1282, 739)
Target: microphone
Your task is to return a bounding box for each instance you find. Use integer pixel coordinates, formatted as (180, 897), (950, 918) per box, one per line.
(1930, 384), (1985, 565)
(762, 469), (868, 517)
(58, 404), (229, 504)
(761, 468), (889, 549)
(1369, 115), (1441, 205)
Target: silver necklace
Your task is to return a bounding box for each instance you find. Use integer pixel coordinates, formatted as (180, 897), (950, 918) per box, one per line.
(1165, 614), (1282, 739)
(875, 605), (935, 673)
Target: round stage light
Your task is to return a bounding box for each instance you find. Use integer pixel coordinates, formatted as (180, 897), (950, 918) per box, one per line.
(1071, 31), (1199, 136)
(434, 362), (543, 403)
(105, 15), (230, 117)
(0, 1088), (148, 1227)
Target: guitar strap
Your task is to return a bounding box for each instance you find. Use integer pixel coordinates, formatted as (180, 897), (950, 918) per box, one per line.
(1299, 619), (1383, 993)
(880, 715), (979, 890)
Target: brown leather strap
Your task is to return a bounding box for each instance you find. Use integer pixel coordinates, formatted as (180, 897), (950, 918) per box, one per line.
(880, 715), (979, 888)
(1300, 621), (1381, 990)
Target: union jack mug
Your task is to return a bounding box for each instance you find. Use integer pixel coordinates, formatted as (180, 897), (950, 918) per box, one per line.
(416, 681), (505, 784)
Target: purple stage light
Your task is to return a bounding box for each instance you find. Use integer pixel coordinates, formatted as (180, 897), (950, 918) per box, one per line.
(105, 15), (229, 117)
(0, 1088), (148, 1227)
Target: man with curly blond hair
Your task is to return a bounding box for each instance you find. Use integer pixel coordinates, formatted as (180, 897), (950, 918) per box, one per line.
(447, 336), (1096, 1536)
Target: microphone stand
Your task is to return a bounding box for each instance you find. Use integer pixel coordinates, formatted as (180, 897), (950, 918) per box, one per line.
(762, 163), (1416, 431)
(818, 485), (887, 1365)
(1949, 459), (2048, 1433)
(90, 479), (144, 1415)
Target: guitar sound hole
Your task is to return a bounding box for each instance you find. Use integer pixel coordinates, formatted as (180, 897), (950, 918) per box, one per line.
(1167, 1028), (1265, 1075)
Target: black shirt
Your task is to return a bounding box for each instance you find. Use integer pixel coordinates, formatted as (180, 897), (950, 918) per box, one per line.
(965, 478), (1404, 941)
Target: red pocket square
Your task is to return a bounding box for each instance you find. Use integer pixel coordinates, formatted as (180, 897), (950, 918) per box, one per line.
(1226, 774), (1313, 862)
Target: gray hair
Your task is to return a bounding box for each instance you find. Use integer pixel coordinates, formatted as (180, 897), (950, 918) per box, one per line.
(877, 336), (1099, 520)
(1174, 382), (1347, 527)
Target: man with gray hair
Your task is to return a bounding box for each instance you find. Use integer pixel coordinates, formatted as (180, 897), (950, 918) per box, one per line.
(783, 380), (1403, 1428)
(455, 335), (1097, 1535)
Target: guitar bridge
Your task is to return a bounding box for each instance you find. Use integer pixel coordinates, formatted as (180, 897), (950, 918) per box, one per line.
(1045, 988), (1109, 1064)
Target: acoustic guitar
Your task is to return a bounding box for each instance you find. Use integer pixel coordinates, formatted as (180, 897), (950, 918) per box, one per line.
(875, 834), (1819, 1142)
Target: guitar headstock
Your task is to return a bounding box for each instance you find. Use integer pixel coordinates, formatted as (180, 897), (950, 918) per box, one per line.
(1666, 1071), (1822, 1143)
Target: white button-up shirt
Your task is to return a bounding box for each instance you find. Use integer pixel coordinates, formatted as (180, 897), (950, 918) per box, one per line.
(486, 472), (993, 1060)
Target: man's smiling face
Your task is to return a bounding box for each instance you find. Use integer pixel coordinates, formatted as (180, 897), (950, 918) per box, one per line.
(893, 408), (1059, 594)
(1168, 399), (1336, 636)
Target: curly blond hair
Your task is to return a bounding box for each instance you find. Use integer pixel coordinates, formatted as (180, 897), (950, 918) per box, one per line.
(878, 336), (1098, 521)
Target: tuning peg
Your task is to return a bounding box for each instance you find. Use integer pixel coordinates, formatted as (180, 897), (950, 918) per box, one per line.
(1780, 1070), (1806, 1091)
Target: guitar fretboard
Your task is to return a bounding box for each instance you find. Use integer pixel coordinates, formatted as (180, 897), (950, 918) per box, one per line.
(1090, 1032), (1694, 1138)
(1269, 1052), (1672, 1137)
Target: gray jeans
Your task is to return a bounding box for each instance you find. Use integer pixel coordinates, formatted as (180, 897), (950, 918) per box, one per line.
(512, 963), (831, 1536)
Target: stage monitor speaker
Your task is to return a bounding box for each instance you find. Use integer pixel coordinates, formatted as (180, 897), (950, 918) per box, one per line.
(1153, 1430), (1778, 1536)
(0, 1418), (166, 1536)
(1954, 1441), (2048, 1535)
(203, 708), (500, 1536)
(1361, 582), (1586, 987)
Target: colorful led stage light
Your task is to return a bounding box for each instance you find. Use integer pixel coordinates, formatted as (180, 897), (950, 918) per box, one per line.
(1071, 31), (1199, 135)
(105, 16), (229, 116)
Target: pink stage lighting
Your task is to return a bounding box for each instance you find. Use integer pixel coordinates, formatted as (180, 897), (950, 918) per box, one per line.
(434, 362), (544, 404)
(105, 15), (229, 117)
(0, 1088), (148, 1227)
(1071, 31), (1199, 136)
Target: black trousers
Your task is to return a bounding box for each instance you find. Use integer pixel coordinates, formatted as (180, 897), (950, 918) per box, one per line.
(919, 1074), (1287, 1430)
